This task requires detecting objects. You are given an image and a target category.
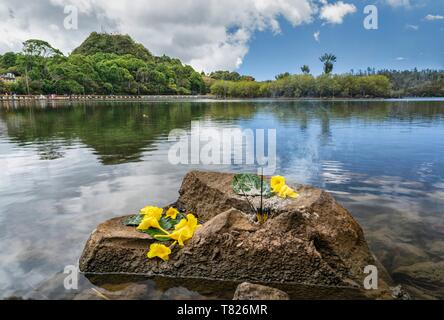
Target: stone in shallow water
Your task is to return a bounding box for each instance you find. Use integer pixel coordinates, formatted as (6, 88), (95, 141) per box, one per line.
(79, 171), (394, 299)
(392, 261), (444, 299)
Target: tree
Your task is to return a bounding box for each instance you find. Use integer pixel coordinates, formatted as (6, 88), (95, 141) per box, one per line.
(301, 65), (310, 74)
(22, 39), (62, 58)
(1, 52), (18, 69)
(319, 53), (337, 74)
(275, 72), (290, 80)
(20, 40), (62, 94)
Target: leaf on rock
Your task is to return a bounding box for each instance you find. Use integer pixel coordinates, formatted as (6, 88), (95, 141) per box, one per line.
(123, 215), (143, 226)
(232, 173), (272, 197)
(141, 217), (175, 242)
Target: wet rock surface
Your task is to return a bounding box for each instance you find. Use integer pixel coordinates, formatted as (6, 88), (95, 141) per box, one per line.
(79, 171), (394, 299)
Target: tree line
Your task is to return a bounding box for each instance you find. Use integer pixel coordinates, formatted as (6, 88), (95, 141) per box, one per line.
(210, 74), (392, 98)
(210, 53), (443, 98)
(1, 36), (443, 98)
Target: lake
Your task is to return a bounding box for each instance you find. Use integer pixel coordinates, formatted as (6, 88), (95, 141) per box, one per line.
(1, 99), (443, 299)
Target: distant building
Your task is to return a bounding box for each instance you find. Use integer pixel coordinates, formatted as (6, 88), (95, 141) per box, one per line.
(0, 73), (16, 83)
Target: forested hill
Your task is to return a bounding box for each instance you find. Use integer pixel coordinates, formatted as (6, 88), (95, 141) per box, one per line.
(72, 32), (153, 61)
(0, 33), (207, 95)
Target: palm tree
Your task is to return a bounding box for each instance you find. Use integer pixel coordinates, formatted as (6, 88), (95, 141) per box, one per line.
(319, 53), (337, 74)
(301, 65), (310, 74)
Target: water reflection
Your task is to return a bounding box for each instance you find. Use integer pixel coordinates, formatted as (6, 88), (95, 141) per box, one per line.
(1, 100), (444, 299)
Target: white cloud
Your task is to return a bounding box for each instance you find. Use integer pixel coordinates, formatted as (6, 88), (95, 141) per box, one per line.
(425, 14), (444, 21)
(0, 0), (318, 72)
(314, 30), (320, 42)
(385, 0), (411, 8)
(395, 56), (406, 61)
(405, 24), (419, 30)
(319, 1), (356, 24)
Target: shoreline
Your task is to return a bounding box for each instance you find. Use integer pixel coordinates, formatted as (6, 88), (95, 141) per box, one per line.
(1, 94), (443, 103)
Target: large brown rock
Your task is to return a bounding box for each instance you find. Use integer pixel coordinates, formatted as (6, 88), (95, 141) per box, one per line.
(79, 171), (393, 298)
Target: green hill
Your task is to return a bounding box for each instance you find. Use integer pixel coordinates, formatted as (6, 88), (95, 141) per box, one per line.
(72, 32), (153, 61)
(0, 32), (207, 95)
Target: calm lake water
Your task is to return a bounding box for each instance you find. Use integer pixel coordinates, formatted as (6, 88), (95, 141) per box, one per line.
(1, 99), (443, 299)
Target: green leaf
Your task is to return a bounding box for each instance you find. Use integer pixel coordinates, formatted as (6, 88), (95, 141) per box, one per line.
(142, 228), (171, 242)
(141, 217), (175, 242)
(123, 215), (143, 226)
(232, 173), (272, 197)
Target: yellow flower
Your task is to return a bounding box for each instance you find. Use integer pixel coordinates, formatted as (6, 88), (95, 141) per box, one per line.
(137, 216), (169, 234)
(156, 214), (201, 246)
(277, 185), (298, 198)
(139, 206), (163, 220)
(147, 243), (171, 261)
(271, 176), (286, 193)
(160, 227), (194, 246)
(165, 207), (179, 219)
(271, 176), (299, 199)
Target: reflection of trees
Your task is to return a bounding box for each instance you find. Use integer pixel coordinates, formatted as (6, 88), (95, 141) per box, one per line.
(1, 100), (443, 165)
(0, 102), (256, 165)
(270, 100), (444, 123)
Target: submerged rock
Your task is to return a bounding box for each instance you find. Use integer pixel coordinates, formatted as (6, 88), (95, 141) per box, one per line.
(392, 261), (444, 299)
(79, 171), (393, 298)
(233, 282), (289, 300)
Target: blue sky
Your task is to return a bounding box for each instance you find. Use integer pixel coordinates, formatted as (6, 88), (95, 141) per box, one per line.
(0, 0), (443, 80)
(239, 0), (444, 80)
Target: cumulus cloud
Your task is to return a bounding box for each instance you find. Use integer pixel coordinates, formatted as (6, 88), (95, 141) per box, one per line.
(319, 1), (356, 24)
(385, 0), (411, 7)
(0, 0), (318, 72)
(425, 14), (444, 21)
(405, 24), (419, 30)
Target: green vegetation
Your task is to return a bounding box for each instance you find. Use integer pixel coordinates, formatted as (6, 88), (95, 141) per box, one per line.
(208, 70), (255, 82)
(211, 74), (392, 98)
(319, 53), (337, 74)
(378, 69), (444, 97)
(0, 34), (443, 98)
(209, 53), (443, 98)
(0, 33), (206, 95)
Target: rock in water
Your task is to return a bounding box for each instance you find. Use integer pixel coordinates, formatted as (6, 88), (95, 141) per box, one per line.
(233, 282), (289, 300)
(79, 171), (393, 298)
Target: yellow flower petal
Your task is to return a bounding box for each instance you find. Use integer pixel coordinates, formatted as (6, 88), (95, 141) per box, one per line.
(147, 243), (171, 261)
(287, 189), (299, 198)
(137, 216), (159, 231)
(277, 184), (299, 199)
(271, 175), (299, 199)
(157, 214), (201, 246)
(185, 214), (199, 229)
(137, 216), (169, 234)
(155, 227), (193, 246)
(139, 206), (163, 220)
(271, 176), (286, 193)
(165, 207), (179, 219)
(175, 218), (187, 230)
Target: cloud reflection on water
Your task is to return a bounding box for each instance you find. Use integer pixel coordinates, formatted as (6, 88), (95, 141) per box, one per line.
(0, 100), (444, 299)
